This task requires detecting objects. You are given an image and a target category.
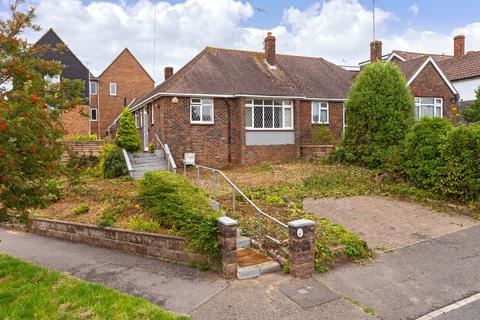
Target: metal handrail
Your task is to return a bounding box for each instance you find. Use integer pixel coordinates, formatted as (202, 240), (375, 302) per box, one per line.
(122, 148), (133, 172)
(154, 134), (177, 173)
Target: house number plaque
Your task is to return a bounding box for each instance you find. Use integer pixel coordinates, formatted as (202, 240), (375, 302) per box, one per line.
(297, 228), (304, 238)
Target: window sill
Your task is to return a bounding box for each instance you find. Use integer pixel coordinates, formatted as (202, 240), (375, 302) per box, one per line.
(89, 120), (98, 122)
(246, 128), (294, 132)
(311, 122), (329, 125)
(190, 122), (215, 125)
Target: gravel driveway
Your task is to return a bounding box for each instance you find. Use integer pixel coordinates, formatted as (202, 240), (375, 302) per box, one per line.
(304, 196), (477, 251)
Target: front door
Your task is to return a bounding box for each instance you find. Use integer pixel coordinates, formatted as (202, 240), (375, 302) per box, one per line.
(143, 109), (149, 151)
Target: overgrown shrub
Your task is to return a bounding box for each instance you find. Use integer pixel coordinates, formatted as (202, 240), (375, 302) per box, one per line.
(138, 171), (221, 261)
(341, 62), (414, 169)
(438, 124), (480, 202)
(402, 117), (453, 189)
(44, 179), (64, 203)
(115, 108), (141, 152)
(99, 144), (128, 179)
(310, 125), (337, 145)
(462, 86), (480, 123)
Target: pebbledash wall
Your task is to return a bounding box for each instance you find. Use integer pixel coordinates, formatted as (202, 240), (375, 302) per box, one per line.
(31, 218), (208, 265)
(142, 96), (343, 167)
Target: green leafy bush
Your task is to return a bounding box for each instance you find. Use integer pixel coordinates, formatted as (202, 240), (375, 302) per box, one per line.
(138, 171), (221, 261)
(99, 144), (128, 179)
(402, 117), (453, 189)
(310, 125), (337, 145)
(70, 134), (98, 141)
(128, 217), (160, 233)
(341, 62), (414, 169)
(115, 108), (141, 152)
(462, 86), (480, 123)
(74, 204), (89, 215)
(437, 124), (480, 201)
(44, 179), (63, 203)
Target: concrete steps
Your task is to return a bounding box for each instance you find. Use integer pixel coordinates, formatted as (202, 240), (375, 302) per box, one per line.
(128, 152), (168, 179)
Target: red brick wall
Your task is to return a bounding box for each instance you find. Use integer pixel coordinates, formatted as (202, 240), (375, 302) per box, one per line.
(60, 104), (90, 137)
(296, 100), (344, 144)
(409, 62), (456, 119)
(97, 50), (154, 138)
(245, 145), (297, 165)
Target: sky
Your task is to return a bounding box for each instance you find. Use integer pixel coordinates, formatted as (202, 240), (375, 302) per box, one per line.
(2, 0), (480, 84)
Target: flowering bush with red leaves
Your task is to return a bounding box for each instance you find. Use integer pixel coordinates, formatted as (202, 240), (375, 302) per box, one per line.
(0, 1), (84, 221)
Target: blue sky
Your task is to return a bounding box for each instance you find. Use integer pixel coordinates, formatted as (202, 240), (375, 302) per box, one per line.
(2, 0), (480, 82)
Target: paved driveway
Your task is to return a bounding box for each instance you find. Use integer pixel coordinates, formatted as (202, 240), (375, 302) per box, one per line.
(304, 196), (477, 251)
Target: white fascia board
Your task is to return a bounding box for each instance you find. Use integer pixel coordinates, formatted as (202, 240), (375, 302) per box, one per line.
(407, 56), (458, 95)
(386, 52), (406, 62)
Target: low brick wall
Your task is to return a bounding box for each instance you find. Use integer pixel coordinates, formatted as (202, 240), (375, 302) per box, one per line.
(245, 145), (297, 165)
(301, 145), (334, 158)
(31, 218), (207, 265)
(61, 140), (104, 163)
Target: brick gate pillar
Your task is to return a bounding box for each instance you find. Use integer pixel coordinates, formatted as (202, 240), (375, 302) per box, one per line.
(217, 216), (238, 279)
(288, 219), (316, 277)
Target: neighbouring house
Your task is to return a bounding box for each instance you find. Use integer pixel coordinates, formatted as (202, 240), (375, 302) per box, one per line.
(35, 29), (91, 137)
(90, 48), (155, 138)
(129, 32), (353, 167)
(363, 35), (480, 112)
(35, 29), (154, 138)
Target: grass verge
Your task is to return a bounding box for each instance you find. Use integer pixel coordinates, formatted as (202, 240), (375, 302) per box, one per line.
(0, 254), (189, 320)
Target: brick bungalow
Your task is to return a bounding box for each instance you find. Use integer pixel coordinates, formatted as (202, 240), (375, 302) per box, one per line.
(35, 29), (154, 138)
(129, 33), (354, 167)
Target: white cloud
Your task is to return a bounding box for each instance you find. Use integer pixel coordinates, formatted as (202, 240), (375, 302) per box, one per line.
(7, 0), (480, 85)
(409, 4), (419, 15)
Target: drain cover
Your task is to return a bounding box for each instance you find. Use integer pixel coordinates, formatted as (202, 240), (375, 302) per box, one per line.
(279, 279), (340, 308)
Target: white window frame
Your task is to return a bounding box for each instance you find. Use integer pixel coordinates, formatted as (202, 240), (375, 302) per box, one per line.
(89, 81), (98, 95)
(90, 108), (97, 121)
(245, 99), (293, 130)
(134, 111), (139, 128)
(45, 74), (60, 84)
(414, 97), (443, 120)
(151, 104), (155, 125)
(190, 98), (214, 124)
(109, 83), (117, 96)
(342, 104), (347, 132)
(311, 101), (329, 124)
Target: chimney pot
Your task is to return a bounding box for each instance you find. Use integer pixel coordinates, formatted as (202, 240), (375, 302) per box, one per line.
(164, 67), (173, 80)
(370, 40), (383, 63)
(264, 32), (276, 66)
(454, 35), (465, 58)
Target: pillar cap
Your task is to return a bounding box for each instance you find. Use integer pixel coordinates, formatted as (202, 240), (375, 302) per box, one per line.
(288, 219), (315, 228)
(217, 216), (237, 226)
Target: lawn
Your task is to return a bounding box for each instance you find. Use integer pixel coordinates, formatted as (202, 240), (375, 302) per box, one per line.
(0, 254), (188, 320)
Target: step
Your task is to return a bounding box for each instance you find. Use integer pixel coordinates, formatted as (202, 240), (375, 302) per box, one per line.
(237, 260), (281, 280)
(236, 236), (251, 249)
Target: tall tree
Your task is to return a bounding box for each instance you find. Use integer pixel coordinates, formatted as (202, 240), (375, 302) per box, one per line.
(0, 1), (84, 222)
(341, 62), (414, 169)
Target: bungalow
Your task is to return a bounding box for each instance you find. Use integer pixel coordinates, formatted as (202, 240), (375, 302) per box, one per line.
(129, 33), (353, 167)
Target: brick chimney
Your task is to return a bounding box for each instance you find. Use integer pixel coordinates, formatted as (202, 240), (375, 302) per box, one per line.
(454, 35), (465, 58)
(264, 32), (276, 66)
(164, 67), (173, 80)
(370, 40), (383, 63)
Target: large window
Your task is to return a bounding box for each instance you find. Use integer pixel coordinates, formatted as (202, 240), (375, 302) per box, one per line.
(245, 99), (293, 129)
(312, 101), (329, 124)
(190, 98), (214, 124)
(415, 97), (443, 120)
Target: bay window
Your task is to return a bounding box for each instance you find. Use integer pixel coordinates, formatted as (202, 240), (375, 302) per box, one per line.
(415, 97), (443, 120)
(190, 98), (214, 124)
(245, 99), (293, 129)
(312, 101), (329, 124)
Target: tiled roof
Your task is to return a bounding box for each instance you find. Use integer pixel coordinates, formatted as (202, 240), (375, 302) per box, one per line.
(392, 50), (452, 62)
(396, 56), (429, 80)
(134, 47), (353, 107)
(437, 51), (480, 81)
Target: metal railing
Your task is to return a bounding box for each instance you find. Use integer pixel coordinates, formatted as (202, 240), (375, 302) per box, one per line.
(185, 163), (288, 245)
(122, 148), (133, 173)
(154, 134), (177, 173)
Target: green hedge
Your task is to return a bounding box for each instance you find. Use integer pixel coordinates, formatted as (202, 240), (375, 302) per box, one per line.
(138, 171), (221, 261)
(402, 117), (453, 189)
(99, 144), (128, 178)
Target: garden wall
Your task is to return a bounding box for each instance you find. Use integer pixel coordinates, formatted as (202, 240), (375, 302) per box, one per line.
(31, 218), (207, 265)
(61, 140), (104, 162)
(301, 145), (334, 158)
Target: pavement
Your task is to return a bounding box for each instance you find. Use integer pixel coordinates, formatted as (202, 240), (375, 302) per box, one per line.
(304, 196), (477, 251)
